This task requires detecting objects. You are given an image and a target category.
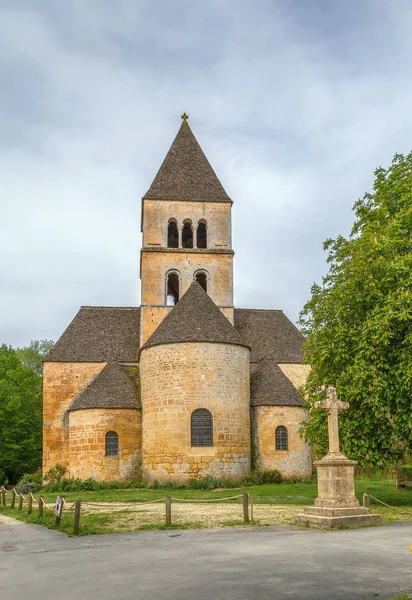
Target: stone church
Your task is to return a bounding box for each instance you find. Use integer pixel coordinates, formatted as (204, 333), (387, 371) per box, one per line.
(43, 116), (312, 483)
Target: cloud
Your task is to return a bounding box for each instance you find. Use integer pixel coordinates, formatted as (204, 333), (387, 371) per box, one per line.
(1, 0), (411, 345)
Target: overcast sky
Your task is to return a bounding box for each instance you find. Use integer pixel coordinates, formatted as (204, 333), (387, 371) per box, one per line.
(1, 0), (412, 347)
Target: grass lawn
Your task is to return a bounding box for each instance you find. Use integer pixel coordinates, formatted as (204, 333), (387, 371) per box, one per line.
(33, 478), (412, 506)
(1, 479), (411, 536)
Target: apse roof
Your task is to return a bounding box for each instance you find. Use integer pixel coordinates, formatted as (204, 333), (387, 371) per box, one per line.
(140, 282), (249, 352)
(67, 363), (140, 411)
(250, 358), (304, 407)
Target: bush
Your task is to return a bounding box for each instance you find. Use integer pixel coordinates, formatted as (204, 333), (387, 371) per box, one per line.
(282, 475), (314, 485)
(15, 468), (43, 494)
(15, 480), (40, 494)
(44, 464), (67, 484)
(243, 469), (282, 486)
(398, 466), (412, 481)
(19, 468), (42, 486)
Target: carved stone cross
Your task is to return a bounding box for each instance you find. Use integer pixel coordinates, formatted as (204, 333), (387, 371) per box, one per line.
(181, 112), (189, 122)
(315, 386), (349, 454)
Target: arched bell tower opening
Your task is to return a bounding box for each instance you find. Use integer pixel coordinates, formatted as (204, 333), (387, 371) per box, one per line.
(166, 272), (180, 305)
(182, 220), (193, 249)
(194, 270), (208, 293)
(167, 219), (179, 248)
(196, 220), (207, 249)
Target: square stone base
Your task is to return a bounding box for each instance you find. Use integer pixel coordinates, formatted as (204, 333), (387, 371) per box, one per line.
(295, 506), (382, 529)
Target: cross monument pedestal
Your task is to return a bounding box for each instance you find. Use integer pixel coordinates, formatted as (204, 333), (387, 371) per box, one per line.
(295, 387), (382, 528)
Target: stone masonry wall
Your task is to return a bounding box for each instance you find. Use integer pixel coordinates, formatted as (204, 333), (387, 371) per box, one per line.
(140, 251), (233, 317)
(43, 362), (105, 477)
(252, 406), (312, 477)
(68, 409), (142, 481)
(278, 364), (310, 388)
(140, 342), (250, 482)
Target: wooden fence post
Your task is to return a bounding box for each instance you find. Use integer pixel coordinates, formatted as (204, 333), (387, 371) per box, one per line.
(28, 494), (33, 515)
(38, 497), (44, 518)
(18, 494), (23, 511)
(55, 496), (63, 527)
(165, 496), (172, 525)
(1, 488), (6, 507)
(363, 493), (370, 508)
(243, 493), (250, 523)
(10, 489), (16, 509)
(73, 501), (81, 536)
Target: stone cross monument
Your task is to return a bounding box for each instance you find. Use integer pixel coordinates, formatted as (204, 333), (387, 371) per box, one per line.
(295, 386), (381, 528)
(314, 386), (349, 456)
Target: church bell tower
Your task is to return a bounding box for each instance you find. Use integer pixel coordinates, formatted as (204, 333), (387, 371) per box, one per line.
(140, 114), (234, 345)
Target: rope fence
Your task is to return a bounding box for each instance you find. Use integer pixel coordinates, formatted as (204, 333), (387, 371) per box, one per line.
(2, 485), (410, 535)
(0, 486), (254, 535)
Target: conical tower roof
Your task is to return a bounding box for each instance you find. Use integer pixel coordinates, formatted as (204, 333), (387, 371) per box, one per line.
(141, 282), (248, 352)
(144, 117), (231, 202)
(68, 363), (140, 411)
(250, 358), (303, 406)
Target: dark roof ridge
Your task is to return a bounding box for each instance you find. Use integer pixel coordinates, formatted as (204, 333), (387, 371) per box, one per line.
(141, 282), (249, 352)
(235, 308), (284, 313)
(79, 306), (140, 310)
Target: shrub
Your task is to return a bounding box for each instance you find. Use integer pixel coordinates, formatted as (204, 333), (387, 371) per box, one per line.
(15, 480), (40, 494)
(282, 475), (314, 485)
(398, 466), (412, 481)
(44, 464), (67, 484)
(243, 469), (282, 486)
(19, 468), (42, 486)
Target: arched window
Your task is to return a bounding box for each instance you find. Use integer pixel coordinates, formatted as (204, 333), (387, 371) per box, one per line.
(275, 426), (288, 451)
(197, 221), (207, 249)
(167, 219), (179, 248)
(105, 431), (119, 456)
(166, 272), (179, 305)
(195, 271), (207, 292)
(191, 409), (213, 447)
(182, 220), (193, 249)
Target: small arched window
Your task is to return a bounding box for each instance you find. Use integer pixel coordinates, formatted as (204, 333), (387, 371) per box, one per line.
(275, 426), (288, 451)
(166, 272), (179, 305)
(191, 409), (213, 447)
(197, 221), (207, 249)
(195, 271), (207, 292)
(182, 220), (193, 249)
(167, 220), (179, 248)
(105, 431), (119, 456)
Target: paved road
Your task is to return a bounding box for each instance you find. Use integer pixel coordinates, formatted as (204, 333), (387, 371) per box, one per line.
(0, 515), (411, 600)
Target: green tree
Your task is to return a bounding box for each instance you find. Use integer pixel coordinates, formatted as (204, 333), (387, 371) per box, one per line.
(0, 345), (42, 484)
(15, 339), (54, 376)
(299, 153), (412, 467)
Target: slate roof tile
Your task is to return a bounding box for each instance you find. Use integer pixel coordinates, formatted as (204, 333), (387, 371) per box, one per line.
(250, 358), (304, 407)
(234, 309), (305, 363)
(141, 282), (248, 352)
(144, 121), (231, 203)
(68, 363), (140, 411)
(45, 307), (140, 362)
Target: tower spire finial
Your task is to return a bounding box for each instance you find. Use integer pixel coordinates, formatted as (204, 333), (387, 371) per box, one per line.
(181, 112), (189, 122)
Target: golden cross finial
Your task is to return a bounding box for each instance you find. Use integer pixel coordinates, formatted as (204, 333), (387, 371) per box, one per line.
(181, 112), (189, 122)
